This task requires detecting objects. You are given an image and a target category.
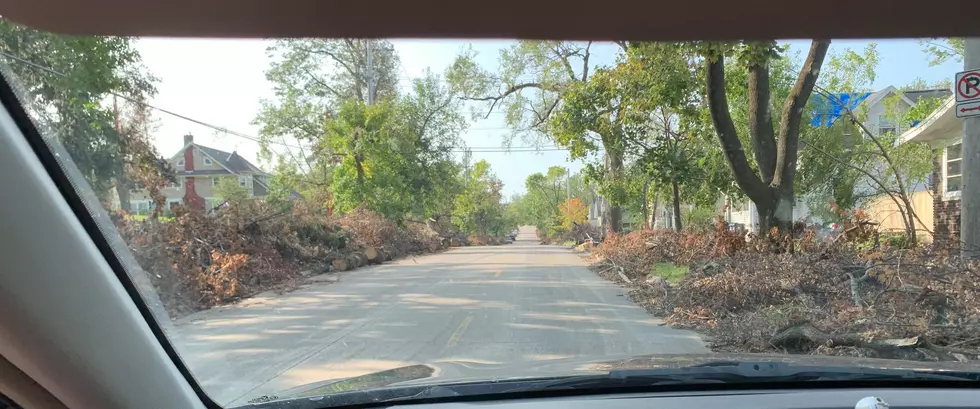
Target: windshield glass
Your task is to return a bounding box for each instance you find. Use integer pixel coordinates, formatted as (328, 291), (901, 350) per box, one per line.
(1, 21), (978, 406)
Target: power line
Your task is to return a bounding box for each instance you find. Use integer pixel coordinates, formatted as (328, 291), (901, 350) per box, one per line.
(0, 51), (572, 155)
(0, 49), (299, 148)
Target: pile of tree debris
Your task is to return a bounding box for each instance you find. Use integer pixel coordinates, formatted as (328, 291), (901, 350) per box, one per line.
(591, 223), (980, 362)
(114, 203), (458, 318)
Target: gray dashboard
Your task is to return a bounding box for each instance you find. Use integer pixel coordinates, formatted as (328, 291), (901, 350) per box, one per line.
(409, 389), (978, 409)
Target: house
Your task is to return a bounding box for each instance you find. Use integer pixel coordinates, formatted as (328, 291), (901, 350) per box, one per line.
(726, 86), (951, 233)
(586, 193), (640, 232)
(851, 87), (952, 241)
(115, 134), (272, 214)
(896, 96), (963, 244)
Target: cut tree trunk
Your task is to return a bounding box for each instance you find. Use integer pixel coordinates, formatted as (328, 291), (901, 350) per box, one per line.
(352, 252), (367, 267)
(364, 247), (379, 262)
(331, 258), (348, 272)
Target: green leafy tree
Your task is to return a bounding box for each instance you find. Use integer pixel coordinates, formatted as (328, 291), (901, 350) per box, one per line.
(213, 178), (251, 206)
(918, 38), (964, 66)
(558, 198), (588, 230)
(254, 42), (467, 224)
(453, 160), (507, 235)
(448, 41), (631, 234)
(1, 19), (159, 203)
(253, 39), (401, 204)
(702, 40), (832, 235)
(802, 44), (938, 245)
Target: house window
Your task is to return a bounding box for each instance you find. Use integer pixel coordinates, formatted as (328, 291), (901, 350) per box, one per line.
(239, 175), (248, 187)
(212, 177), (220, 187)
(204, 157), (213, 166)
(946, 143), (962, 193)
(177, 159), (185, 167)
(877, 115), (896, 136)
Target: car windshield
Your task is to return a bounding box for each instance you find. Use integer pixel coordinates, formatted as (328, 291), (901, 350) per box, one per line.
(2, 20), (979, 406)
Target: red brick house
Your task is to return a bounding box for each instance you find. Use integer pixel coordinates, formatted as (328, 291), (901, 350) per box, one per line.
(899, 96), (963, 244)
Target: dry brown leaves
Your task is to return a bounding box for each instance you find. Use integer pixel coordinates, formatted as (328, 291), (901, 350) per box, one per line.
(115, 202), (449, 318)
(592, 224), (980, 361)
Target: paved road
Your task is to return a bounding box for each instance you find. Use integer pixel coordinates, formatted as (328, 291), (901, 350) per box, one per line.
(172, 226), (706, 406)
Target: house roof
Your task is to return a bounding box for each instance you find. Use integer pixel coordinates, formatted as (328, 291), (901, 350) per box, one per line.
(193, 145), (265, 174)
(812, 86), (953, 129)
(903, 88), (953, 104)
(899, 96), (960, 146)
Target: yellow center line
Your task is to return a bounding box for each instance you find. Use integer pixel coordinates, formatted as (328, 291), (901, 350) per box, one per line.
(446, 314), (473, 348)
(493, 270), (502, 278)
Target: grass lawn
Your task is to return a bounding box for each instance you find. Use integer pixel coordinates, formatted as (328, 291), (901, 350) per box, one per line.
(126, 214), (175, 222)
(650, 262), (689, 284)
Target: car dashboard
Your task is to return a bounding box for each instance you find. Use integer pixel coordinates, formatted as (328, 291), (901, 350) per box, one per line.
(307, 388), (977, 409)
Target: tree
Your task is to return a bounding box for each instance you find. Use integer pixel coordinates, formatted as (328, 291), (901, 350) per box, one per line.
(213, 177), (251, 207)
(801, 44), (938, 245)
(254, 41), (467, 223)
(448, 41), (630, 234)
(797, 44), (880, 224)
(1, 18), (159, 202)
(512, 166), (593, 234)
(253, 38), (401, 203)
(558, 198), (588, 230)
(703, 40), (832, 235)
(453, 160), (506, 235)
(919, 38), (964, 66)
(114, 99), (175, 217)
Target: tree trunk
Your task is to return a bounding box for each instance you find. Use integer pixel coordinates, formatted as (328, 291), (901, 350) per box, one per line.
(603, 150), (624, 234)
(116, 178), (132, 212)
(650, 194), (659, 229)
(671, 179), (682, 231)
(641, 177), (651, 229)
(704, 40), (829, 238)
(354, 153), (366, 187)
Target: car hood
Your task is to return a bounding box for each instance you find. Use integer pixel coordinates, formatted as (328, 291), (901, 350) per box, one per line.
(275, 353), (979, 400)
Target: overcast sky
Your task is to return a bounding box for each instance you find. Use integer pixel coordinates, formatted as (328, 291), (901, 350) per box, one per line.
(132, 38), (960, 196)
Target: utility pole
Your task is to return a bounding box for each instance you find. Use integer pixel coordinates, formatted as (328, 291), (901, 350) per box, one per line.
(566, 167), (571, 201)
(963, 38), (980, 259)
(366, 40), (375, 105)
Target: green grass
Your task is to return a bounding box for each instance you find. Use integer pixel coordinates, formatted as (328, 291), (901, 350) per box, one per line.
(125, 214), (175, 222)
(650, 262), (689, 284)
(562, 240), (578, 247)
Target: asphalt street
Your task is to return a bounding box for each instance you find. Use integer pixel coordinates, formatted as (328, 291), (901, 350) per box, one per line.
(171, 226), (706, 406)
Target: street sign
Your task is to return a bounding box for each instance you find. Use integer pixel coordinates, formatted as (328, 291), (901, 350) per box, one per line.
(956, 101), (980, 118)
(956, 70), (980, 103)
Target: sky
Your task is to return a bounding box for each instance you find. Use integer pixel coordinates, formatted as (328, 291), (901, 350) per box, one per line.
(132, 38), (962, 196)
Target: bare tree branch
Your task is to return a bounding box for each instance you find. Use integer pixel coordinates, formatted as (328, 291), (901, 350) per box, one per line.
(582, 41), (592, 82)
(771, 39), (831, 189)
(467, 82), (557, 119)
(705, 53), (769, 203)
(748, 62), (777, 184)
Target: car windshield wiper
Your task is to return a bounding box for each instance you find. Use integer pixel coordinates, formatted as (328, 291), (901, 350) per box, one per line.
(501, 361), (977, 392)
(243, 362), (978, 408)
